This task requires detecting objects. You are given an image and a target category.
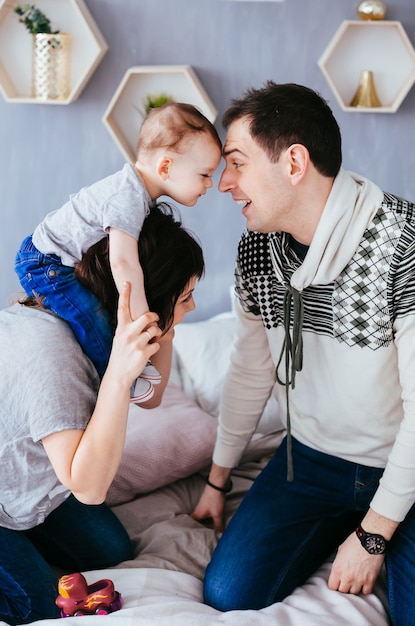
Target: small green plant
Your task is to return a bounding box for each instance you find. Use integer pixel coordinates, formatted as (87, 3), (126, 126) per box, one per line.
(134, 92), (175, 118)
(14, 4), (59, 34)
(142, 92), (175, 113)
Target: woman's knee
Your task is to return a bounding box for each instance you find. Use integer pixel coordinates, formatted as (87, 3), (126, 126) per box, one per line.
(104, 531), (134, 567)
(0, 575), (60, 625)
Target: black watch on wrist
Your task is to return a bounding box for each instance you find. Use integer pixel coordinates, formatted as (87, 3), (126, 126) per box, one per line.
(355, 524), (388, 555)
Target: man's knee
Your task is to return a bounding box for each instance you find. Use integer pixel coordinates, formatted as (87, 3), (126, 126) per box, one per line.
(203, 563), (240, 612)
(203, 558), (270, 612)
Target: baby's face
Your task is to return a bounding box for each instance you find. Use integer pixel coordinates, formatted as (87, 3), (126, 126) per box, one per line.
(166, 135), (222, 207)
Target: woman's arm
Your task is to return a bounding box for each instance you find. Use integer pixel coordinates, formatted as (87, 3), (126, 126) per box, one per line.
(42, 282), (161, 504)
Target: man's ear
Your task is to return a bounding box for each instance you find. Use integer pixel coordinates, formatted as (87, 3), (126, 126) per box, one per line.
(286, 144), (309, 185)
(156, 156), (172, 181)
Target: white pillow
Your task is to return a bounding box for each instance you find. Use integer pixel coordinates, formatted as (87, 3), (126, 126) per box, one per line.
(106, 383), (217, 506)
(172, 312), (282, 435)
(172, 312), (236, 416)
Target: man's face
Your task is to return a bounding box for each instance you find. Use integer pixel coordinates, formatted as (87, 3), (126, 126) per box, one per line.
(218, 117), (293, 233)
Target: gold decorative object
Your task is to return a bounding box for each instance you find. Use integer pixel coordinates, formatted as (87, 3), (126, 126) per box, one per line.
(350, 69), (382, 108)
(357, 1), (387, 20)
(32, 33), (71, 100)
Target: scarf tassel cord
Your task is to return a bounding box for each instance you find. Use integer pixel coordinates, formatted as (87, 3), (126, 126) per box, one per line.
(275, 285), (304, 482)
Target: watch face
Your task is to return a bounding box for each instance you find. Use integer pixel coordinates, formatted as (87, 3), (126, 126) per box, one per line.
(363, 535), (386, 555)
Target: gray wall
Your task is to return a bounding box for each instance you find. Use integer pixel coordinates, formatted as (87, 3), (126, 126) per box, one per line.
(1, 0), (414, 321)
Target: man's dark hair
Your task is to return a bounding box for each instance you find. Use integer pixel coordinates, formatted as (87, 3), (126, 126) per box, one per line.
(222, 81), (342, 177)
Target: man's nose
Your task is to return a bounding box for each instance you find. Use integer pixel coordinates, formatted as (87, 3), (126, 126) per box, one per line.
(218, 167), (233, 193)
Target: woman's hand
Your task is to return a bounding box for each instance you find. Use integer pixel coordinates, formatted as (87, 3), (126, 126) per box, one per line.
(105, 281), (162, 387)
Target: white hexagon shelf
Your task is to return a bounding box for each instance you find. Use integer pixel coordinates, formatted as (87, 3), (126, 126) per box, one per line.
(102, 65), (218, 163)
(0, 0), (108, 104)
(318, 20), (415, 113)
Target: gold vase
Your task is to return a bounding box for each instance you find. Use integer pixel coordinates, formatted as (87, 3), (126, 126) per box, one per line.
(32, 33), (71, 101)
(350, 70), (382, 108)
(357, 1), (387, 20)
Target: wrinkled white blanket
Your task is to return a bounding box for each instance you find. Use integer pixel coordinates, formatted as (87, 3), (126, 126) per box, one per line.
(2, 312), (390, 626)
(3, 470), (388, 626)
(34, 563), (386, 626)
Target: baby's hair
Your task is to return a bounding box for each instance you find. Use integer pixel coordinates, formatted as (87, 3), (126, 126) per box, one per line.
(136, 102), (221, 158)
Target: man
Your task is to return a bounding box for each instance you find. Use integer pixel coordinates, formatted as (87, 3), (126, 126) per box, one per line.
(192, 82), (415, 626)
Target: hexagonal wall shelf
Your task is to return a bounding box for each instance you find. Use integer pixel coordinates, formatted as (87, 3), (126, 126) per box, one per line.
(0, 0), (108, 104)
(102, 65), (218, 163)
(318, 20), (415, 113)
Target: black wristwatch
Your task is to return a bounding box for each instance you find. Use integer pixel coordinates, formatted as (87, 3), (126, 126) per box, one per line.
(356, 525), (388, 555)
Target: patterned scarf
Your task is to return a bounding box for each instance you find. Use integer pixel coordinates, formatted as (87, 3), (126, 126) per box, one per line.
(269, 168), (384, 480)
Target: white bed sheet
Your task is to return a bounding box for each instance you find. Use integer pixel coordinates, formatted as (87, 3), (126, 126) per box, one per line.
(2, 311), (391, 625)
(2, 466), (389, 626)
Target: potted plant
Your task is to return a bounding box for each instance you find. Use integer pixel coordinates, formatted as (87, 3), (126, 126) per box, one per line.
(14, 3), (59, 34)
(142, 92), (175, 114)
(134, 92), (175, 118)
(14, 3), (71, 101)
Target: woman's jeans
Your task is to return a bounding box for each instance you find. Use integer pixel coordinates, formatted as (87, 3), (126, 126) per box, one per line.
(204, 437), (415, 626)
(14, 235), (114, 378)
(0, 494), (133, 625)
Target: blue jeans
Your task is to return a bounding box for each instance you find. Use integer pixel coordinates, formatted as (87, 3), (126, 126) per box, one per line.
(0, 494), (133, 625)
(204, 437), (415, 626)
(14, 236), (114, 378)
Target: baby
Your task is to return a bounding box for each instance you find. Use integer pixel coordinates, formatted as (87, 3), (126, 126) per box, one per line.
(15, 102), (222, 402)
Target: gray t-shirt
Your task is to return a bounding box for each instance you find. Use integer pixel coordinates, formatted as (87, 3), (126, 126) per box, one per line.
(0, 303), (100, 530)
(33, 163), (151, 266)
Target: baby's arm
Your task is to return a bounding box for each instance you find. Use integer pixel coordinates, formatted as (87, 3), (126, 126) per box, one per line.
(109, 227), (148, 321)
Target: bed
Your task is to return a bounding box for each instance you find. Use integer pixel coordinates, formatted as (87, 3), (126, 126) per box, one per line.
(3, 310), (390, 626)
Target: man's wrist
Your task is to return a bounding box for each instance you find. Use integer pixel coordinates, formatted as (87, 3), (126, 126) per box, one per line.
(207, 464), (233, 493)
(361, 508), (399, 542)
(206, 477), (233, 494)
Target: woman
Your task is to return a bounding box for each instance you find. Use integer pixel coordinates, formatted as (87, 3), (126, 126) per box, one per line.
(0, 203), (204, 625)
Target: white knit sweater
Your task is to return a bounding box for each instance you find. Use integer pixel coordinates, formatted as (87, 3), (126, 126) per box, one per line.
(213, 169), (415, 523)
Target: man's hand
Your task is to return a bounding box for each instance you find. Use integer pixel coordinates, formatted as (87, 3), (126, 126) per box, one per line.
(191, 487), (227, 533)
(191, 464), (233, 532)
(328, 531), (384, 595)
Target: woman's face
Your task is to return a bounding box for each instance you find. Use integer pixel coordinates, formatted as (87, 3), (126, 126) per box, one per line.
(166, 276), (197, 336)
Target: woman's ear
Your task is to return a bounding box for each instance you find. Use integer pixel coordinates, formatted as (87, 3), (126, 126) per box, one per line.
(156, 156), (172, 181)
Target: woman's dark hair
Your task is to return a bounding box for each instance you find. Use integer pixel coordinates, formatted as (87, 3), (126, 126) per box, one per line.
(74, 203), (204, 331)
(222, 81), (342, 177)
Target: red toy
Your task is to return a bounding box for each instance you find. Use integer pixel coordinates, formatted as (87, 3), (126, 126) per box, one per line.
(56, 573), (123, 617)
